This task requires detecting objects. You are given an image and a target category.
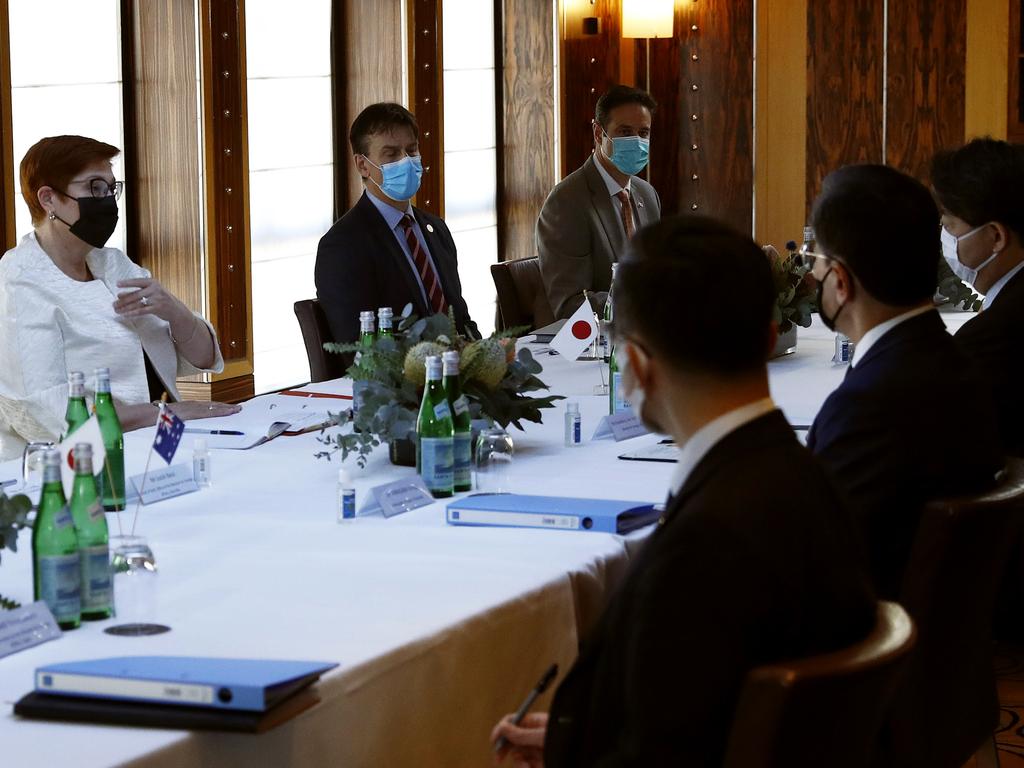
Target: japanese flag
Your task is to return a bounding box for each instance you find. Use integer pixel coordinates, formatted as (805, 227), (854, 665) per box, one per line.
(59, 415), (107, 498)
(550, 299), (599, 361)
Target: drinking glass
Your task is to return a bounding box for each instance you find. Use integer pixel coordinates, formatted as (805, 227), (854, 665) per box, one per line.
(21, 441), (54, 490)
(106, 535), (167, 635)
(475, 428), (515, 493)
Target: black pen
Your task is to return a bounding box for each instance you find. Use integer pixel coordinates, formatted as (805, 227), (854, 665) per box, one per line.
(494, 663), (559, 753)
(183, 428), (244, 436)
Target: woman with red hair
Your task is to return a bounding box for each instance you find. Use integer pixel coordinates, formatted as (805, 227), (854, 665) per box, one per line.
(0, 135), (238, 460)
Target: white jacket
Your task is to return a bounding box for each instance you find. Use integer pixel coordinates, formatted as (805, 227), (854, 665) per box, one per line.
(0, 232), (224, 460)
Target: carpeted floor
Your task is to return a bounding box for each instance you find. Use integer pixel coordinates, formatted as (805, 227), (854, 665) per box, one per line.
(962, 645), (1024, 766)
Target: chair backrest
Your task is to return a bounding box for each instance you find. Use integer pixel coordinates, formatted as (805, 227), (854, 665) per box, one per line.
(882, 458), (1024, 768)
(293, 299), (347, 383)
(723, 601), (916, 768)
(490, 257), (555, 333)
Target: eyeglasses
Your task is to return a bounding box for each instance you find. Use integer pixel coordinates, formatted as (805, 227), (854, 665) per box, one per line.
(796, 242), (833, 270)
(66, 178), (124, 200)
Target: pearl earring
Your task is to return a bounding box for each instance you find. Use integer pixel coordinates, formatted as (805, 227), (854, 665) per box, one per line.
(47, 211), (56, 221)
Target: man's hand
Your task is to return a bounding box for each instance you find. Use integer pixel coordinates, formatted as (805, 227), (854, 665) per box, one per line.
(491, 712), (548, 768)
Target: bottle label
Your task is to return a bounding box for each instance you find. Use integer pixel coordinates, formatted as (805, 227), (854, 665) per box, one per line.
(37, 553), (80, 622)
(339, 489), (356, 521)
(452, 396), (470, 417)
(612, 372), (631, 413)
(453, 433), (472, 488)
(419, 437), (454, 491)
(433, 401), (452, 421)
(573, 417), (581, 444)
(53, 507), (73, 529)
(87, 501), (105, 523)
(80, 545), (112, 612)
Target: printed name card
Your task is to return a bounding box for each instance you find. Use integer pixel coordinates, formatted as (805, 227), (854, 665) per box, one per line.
(360, 476), (435, 519)
(592, 409), (650, 442)
(0, 602), (62, 659)
(129, 464), (199, 505)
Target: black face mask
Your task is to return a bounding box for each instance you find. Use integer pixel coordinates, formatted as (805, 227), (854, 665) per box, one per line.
(54, 194), (119, 249)
(816, 267), (846, 332)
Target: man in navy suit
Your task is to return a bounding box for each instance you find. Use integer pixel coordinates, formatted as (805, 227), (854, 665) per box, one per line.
(491, 216), (875, 767)
(931, 139), (1024, 457)
(315, 102), (479, 345)
(805, 165), (1002, 599)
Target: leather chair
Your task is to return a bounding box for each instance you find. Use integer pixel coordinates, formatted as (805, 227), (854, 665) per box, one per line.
(490, 257), (555, 333)
(879, 458), (1024, 768)
(723, 601), (916, 768)
(293, 299), (347, 383)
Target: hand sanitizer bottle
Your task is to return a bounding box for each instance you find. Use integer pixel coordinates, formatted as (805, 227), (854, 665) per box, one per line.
(337, 468), (356, 523)
(192, 438), (212, 488)
(564, 402), (582, 447)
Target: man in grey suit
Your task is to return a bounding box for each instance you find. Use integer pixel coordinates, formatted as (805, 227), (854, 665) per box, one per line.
(537, 85), (662, 319)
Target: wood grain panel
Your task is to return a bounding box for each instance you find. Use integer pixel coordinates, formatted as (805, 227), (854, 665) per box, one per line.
(644, 34), (682, 216)
(806, 0), (884, 210)
(1010, 0), (1024, 142)
(125, 0), (203, 315)
(0, 0), (14, 251)
(409, 0), (443, 218)
(499, 0), (555, 262)
(338, 0), (405, 211)
(886, 0), (966, 181)
(201, 0), (250, 365)
(559, 0), (621, 179)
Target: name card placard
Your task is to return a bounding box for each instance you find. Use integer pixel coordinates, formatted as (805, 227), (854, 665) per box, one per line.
(0, 602), (62, 659)
(129, 464), (199, 505)
(593, 409), (650, 442)
(360, 476), (435, 519)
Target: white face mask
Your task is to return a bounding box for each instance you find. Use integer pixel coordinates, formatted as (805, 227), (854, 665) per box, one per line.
(620, 343), (659, 432)
(941, 225), (997, 287)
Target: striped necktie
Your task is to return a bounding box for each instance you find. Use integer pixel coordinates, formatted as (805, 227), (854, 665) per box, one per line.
(400, 214), (447, 316)
(616, 189), (635, 239)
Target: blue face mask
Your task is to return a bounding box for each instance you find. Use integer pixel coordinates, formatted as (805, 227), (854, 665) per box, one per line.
(602, 132), (650, 176)
(364, 154), (423, 201)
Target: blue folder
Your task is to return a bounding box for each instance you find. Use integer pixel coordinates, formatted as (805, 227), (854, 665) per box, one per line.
(446, 494), (661, 533)
(34, 656), (337, 712)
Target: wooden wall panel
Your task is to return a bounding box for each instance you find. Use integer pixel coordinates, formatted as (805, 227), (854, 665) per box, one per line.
(499, 0), (555, 262)
(0, 0), (14, 251)
(125, 0), (203, 317)
(806, 0), (884, 210)
(409, 0), (443, 218)
(560, 0), (621, 178)
(338, 0), (405, 212)
(886, 0), (966, 181)
(644, 35), (682, 216)
(1010, 0), (1024, 142)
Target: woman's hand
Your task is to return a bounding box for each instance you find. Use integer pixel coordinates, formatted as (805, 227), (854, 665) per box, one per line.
(167, 401), (241, 421)
(491, 712), (548, 768)
(114, 278), (191, 325)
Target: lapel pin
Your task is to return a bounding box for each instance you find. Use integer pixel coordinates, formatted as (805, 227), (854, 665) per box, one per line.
(637, 200), (645, 209)
(426, 223), (434, 233)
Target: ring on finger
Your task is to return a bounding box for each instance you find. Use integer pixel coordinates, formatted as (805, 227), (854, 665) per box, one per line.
(140, 295), (150, 307)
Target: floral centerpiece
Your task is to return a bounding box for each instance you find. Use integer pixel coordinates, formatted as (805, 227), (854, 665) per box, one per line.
(316, 305), (563, 467)
(765, 241), (817, 335)
(0, 489), (31, 610)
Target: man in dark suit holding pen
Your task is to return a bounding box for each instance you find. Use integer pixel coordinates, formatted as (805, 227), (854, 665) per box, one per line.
(805, 164), (1002, 599)
(315, 102), (479, 344)
(491, 216), (875, 767)
(931, 139), (1024, 457)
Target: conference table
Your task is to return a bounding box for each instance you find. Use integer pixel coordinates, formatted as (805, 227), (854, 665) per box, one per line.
(0, 312), (972, 767)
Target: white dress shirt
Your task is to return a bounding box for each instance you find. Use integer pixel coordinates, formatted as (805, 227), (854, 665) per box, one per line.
(983, 261), (1024, 308)
(850, 305), (935, 368)
(668, 397), (779, 497)
(0, 232), (224, 460)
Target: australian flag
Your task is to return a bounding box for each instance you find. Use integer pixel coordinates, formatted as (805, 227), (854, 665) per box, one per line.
(153, 406), (185, 464)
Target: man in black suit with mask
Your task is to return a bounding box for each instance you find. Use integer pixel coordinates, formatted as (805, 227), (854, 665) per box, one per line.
(805, 164), (1002, 599)
(491, 216), (875, 767)
(315, 102), (479, 344)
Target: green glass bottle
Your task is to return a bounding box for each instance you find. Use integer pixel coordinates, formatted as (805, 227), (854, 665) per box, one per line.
(32, 449), (81, 630)
(442, 350), (472, 492)
(64, 370), (90, 437)
(93, 367), (125, 511)
(69, 443), (112, 620)
(359, 310), (376, 348)
(377, 307), (394, 338)
(606, 264), (630, 414)
(416, 355), (454, 498)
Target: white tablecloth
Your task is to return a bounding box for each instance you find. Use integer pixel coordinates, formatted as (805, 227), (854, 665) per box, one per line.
(0, 312), (973, 767)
